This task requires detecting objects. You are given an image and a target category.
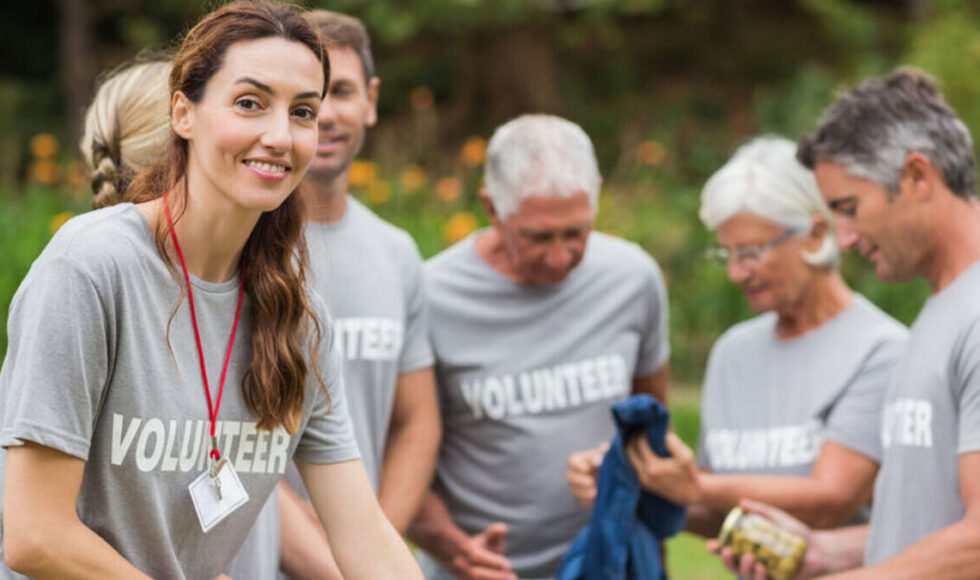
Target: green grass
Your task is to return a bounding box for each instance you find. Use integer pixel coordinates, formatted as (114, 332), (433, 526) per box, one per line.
(667, 532), (732, 580)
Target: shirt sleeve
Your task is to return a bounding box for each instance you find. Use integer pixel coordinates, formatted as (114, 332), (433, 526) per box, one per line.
(0, 256), (111, 460)
(824, 335), (905, 462)
(635, 256), (670, 377)
(398, 238), (434, 374)
(293, 301), (361, 465)
(953, 317), (980, 455)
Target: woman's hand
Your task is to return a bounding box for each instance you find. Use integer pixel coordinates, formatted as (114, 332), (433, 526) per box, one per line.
(625, 432), (704, 505)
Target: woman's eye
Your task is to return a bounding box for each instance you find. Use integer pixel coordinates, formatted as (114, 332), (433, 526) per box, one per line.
(236, 97), (262, 111)
(293, 106), (316, 121)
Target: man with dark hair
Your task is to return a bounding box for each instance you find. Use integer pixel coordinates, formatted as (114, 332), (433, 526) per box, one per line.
(720, 67), (980, 579)
(228, 9), (439, 579)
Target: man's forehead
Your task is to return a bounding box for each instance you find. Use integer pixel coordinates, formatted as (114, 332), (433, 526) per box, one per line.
(326, 46), (367, 84)
(813, 161), (859, 198)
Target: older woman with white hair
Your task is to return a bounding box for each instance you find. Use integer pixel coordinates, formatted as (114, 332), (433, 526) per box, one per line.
(567, 136), (907, 536)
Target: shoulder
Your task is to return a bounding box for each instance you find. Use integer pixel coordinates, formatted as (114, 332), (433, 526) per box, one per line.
(841, 296), (909, 358)
(346, 197), (422, 260)
(585, 232), (662, 273)
(29, 204), (153, 282)
(710, 314), (776, 359)
(849, 295), (908, 339)
(425, 234), (478, 280)
(578, 232), (666, 295)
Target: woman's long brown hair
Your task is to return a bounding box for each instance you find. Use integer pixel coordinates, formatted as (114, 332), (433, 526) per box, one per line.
(127, 0), (330, 433)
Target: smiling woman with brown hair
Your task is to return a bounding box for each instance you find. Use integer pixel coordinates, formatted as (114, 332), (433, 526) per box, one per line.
(0, 2), (421, 578)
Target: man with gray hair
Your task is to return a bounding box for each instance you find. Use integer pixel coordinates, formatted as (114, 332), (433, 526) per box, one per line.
(408, 114), (671, 579)
(719, 68), (980, 579)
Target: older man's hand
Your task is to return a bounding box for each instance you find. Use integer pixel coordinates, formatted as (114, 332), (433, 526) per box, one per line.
(625, 431), (703, 505)
(566, 442), (610, 510)
(450, 522), (517, 580)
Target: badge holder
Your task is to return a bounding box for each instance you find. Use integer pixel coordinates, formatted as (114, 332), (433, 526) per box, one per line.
(189, 437), (249, 533)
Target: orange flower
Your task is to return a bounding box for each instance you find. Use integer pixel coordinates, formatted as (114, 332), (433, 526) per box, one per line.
(636, 140), (666, 166)
(348, 160), (377, 187)
(400, 165), (427, 194)
(411, 86), (434, 111)
(460, 137), (487, 168)
(367, 180), (392, 205)
(444, 211), (479, 244)
(50, 211), (74, 234)
(436, 177), (462, 203)
(30, 159), (60, 185)
(30, 133), (60, 159)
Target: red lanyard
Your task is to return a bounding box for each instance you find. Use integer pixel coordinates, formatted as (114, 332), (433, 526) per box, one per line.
(163, 193), (245, 462)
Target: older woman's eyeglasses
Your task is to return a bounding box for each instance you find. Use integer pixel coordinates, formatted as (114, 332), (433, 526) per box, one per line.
(705, 229), (796, 266)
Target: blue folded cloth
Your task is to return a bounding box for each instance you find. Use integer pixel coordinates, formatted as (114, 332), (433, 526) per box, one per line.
(557, 394), (687, 580)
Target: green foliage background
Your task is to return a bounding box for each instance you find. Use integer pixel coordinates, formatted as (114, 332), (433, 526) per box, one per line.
(6, 0), (974, 382)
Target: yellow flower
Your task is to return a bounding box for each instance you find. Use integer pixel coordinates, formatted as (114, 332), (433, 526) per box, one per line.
(400, 165), (427, 194)
(460, 137), (487, 168)
(50, 211), (74, 234)
(436, 177), (462, 203)
(411, 86), (434, 111)
(348, 160), (377, 187)
(30, 133), (60, 159)
(30, 159), (60, 185)
(444, 211), (479, 244)
(636, 140), (666, 166)
(367, 180), (391, 205)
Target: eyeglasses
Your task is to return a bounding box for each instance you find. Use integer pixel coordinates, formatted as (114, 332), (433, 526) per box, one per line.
(705, 229), (796, 266)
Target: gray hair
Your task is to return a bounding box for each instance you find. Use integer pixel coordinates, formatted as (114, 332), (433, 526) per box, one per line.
(701, 136), (839, 269)
(484, 114), (601, 219)
(798, 67), (976, 199)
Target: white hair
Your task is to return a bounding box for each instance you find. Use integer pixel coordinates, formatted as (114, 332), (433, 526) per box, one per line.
(699, 136), (839, 269)
(484, 114), (601, 219)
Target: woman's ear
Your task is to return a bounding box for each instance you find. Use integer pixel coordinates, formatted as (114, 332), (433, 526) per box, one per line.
(808, 213), (828, 249)
(171, 91), (193, 140)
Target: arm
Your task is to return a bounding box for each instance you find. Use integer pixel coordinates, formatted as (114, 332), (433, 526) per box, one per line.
(683, 503), (728, 538)
(3, 443), (151, 579)
(378, 367), (441, 533)
(631, 366), (669, 405)
(407, 492), (516, 580)
(709, 500), (868, 580)
(296, 459), (422, 580)
(277, 479), (342, 580)
(627, 435), (878, 528)
(698, 441), (877, 528)
(823, 451), (980, 580)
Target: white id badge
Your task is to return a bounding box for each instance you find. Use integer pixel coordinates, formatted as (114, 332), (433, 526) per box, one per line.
(188, 460), (249, 533)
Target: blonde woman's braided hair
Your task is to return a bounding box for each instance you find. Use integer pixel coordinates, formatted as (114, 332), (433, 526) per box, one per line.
(80, 59), (172, 208)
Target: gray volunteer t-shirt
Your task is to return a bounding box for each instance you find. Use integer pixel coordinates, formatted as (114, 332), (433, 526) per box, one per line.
(300, 196), (433, 488)
(0, 204), (359, 580)
(425, 231), (670, 579)
(865, 259), (980, 564)
(698, 295), (906, 489)
(238, 196), (433, 576)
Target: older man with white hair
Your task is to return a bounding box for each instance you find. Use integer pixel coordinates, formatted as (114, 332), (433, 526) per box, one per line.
(408, 114), (671, 580)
